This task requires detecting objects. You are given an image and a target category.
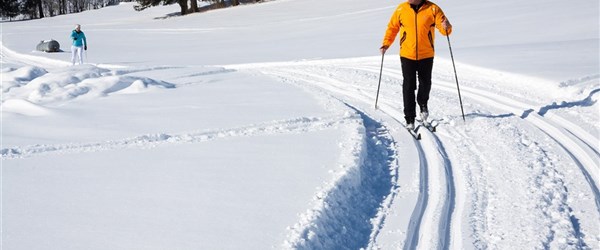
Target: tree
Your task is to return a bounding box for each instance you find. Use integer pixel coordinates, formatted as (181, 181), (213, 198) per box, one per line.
(36, 0), (44, 18)
(178, 0), (188, 14)
(135, 0), (190, 16)
(0, 0), (255, 21)
(0, 0), (21, 20)
(21, 0), (39, 19)
(190, 0), (198, 13)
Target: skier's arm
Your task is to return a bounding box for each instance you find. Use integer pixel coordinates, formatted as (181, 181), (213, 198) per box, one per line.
(382, 8), (402, 52)
(83, 33), (87, 49)
(435, 8), (452, 36)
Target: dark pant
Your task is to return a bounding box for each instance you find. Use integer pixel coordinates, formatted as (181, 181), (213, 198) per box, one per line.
(401, 57), (434, 124)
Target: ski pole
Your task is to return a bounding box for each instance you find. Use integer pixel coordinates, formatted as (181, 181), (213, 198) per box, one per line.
(375, 52), (385, 109)
(446, 32), (466, 122)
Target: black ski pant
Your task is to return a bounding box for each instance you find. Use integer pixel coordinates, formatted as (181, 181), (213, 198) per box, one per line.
(401, 57), (434, 124)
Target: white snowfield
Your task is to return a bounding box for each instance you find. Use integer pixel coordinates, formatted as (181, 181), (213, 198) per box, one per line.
(1, 0), (599, 249)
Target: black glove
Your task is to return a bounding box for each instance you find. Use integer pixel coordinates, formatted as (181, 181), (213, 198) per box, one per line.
(84, 45), (87, 50)
(73, 37), (77, 40)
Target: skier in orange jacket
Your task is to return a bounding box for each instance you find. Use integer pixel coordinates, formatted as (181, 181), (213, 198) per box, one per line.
(380, 0), (452, 129)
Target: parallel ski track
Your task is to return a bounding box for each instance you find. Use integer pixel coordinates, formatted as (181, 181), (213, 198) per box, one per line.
(253, 65), (455, 249)
(374, 66), (600, 213)
(321, 61), (599, 247)
(253, 60), (599, 248)
(419, 129), (456, 250)
(402, 139), (429, 250)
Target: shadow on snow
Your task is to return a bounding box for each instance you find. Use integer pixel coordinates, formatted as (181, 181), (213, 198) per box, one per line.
(294, 105), (397, 249)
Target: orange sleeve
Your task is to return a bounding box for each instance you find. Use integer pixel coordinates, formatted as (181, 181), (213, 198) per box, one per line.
(382, 8), (402, 47)
(434, 7), (452, 36)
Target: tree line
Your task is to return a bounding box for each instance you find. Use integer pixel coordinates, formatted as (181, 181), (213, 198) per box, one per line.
(0, 0), (130, 20)
(1, 0), (262, 20)
(134, 0), (261, 16)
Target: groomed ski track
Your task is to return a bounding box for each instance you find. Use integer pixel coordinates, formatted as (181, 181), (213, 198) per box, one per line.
(229, 56), (599, 249)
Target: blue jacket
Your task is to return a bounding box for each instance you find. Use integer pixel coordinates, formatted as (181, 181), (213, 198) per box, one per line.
(71, 30), (87, 47)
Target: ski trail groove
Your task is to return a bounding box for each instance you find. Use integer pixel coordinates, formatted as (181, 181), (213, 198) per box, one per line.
(372, 96), (455, 249)
(418, 129), (456, 250)
(401, 141), (429, 250)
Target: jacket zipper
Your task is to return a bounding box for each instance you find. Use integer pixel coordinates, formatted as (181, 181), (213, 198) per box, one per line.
(414, 6), (419, 60)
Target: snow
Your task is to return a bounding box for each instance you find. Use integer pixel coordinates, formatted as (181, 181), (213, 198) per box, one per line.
(1, 0), (599, 249)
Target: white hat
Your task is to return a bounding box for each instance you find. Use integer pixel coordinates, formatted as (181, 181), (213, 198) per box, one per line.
(75, 24), (81, 29)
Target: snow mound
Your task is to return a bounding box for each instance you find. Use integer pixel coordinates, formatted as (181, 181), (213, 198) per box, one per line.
(2, 64), (175, 104)
(78, 75), (175, 97)
(117, 79), (149, 94)
(1, 66), (48, 92)
(1, 99), (54, 116)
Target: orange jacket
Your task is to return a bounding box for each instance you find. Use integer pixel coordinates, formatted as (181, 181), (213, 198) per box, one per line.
(382, 1), (452, 60)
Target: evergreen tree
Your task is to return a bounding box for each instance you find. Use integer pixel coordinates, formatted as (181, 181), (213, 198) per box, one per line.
(21, 0), (39, 19)
(0, 0), (21, 20)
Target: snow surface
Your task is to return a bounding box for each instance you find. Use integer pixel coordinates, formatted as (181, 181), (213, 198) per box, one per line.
(1, 0), (599, 249)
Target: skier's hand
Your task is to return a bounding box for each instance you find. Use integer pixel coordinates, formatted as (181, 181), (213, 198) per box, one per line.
(84, 45), (87, 50)
(442, 17), (452, 31)
(380, 45), (389, 55)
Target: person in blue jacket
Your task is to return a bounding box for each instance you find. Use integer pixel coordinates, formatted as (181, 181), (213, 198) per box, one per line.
(70, 24), (87, 65)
